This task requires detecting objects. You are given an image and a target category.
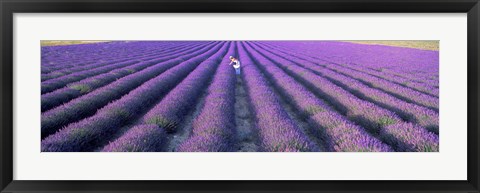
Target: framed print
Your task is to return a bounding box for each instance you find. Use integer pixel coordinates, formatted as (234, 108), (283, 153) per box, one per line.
(1, 0), (479, 192)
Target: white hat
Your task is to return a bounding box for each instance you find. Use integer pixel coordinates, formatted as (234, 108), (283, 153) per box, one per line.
(229, 56), (233, 59)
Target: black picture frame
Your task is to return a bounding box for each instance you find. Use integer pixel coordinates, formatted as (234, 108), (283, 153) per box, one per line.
(1, 0), (479, 192)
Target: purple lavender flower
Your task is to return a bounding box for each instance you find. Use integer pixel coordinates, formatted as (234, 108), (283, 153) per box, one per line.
(381, 123), (439, 152)
(250, 42), (439, 134)
(41, 42), (213, 112)
(237, 42), (318, 152)
(41, 42), (222, 139)
(102, 124), (167, 152)
(41, 43), (227, 151)
(178, 43), (237, 152)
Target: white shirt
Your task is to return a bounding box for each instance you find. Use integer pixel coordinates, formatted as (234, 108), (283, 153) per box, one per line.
(232, 60), (240, 69)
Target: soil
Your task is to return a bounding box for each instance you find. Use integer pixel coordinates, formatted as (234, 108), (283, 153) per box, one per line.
(268, 79), (327, 152)
(234, 76), (259, 152)
(165, 89), (209, 152)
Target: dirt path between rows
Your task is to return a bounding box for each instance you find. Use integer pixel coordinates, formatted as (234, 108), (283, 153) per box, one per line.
(165, 89), (209, 152)
(265, 75), (327, 152)
(234, 76), (259, 152)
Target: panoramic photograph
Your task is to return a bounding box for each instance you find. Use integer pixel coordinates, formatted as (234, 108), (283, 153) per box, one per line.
(40, 40), (439, 152)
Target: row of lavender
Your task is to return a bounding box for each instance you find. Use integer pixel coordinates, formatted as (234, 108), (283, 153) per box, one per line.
(41, 41), (207, 75)
(41, 42), (210, 93)
(42, 42), (229, 151)
(104, 43), (234, 151)
(41, 42), (215, 111)
(41, 41), (219, 139)
(109, 41), (438, 152)
(41, 41), (439, 152)
(259, 42), (439, 110)
(244, 42), (438, 152)
(42, 41), (204, 75)
(266, 41), (439, 88)
(41, 42), (188, 74)
(255, 42), (439, 133)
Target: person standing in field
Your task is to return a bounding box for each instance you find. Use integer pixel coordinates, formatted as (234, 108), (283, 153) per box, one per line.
(229, 56), (241, 75)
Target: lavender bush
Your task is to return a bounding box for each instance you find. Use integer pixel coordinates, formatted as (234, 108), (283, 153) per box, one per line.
(41, 42), (222, 139)
(178, 43), (237, 152)
(41, 42), (212, 112)
(102, 124), (167, 152)
(41, 40), (439, 152)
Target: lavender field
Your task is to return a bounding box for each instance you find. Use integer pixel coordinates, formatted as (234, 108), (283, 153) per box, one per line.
(40, 41), (439, 152)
